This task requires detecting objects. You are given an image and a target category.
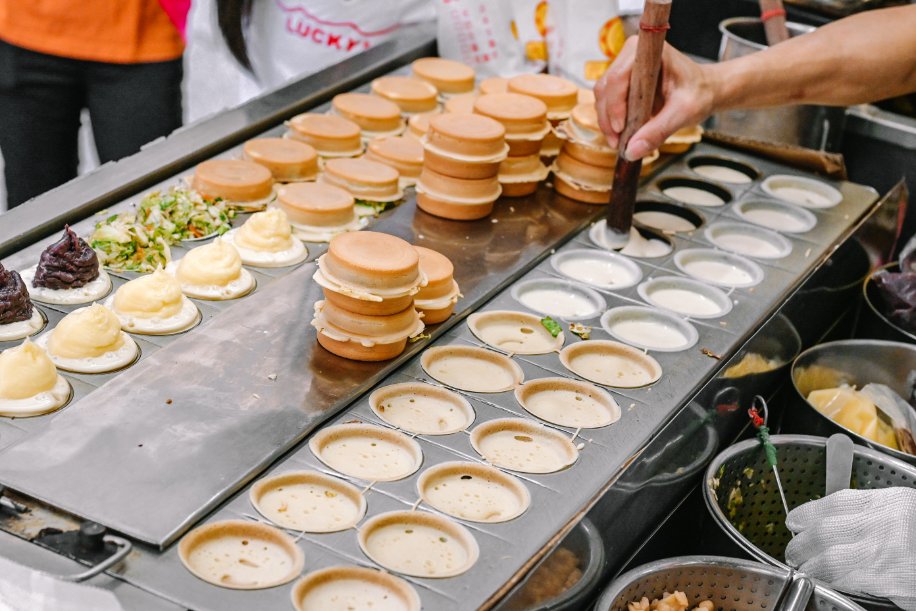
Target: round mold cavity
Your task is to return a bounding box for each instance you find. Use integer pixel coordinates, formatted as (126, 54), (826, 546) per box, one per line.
(637, 276), (733, 319)
(600, 306), (699, 353)
(470, 418), (579, 474)
(704, 221), (792, 259)
(588, 220), (673, 259)
(358, 510), (479, 578)
(249, 470), (366, 533)
(734, 199), (817, 234)
(467, 310), (565, 355)
(515, 377), (621, 429)
(633, 200), (703, 234)
(559, 340), (662, 388)
(369, 382), (474, 435)
(178, 519), (304, 590)
(417, 461), (530, 523)
(550, 249), (642, 291)
(657, 177), (732, 207)
(674, 248), (764, 288)
(308, 423), (423, 482)
(291, 565), (420, 611)
(421, 346), (524, 393)
(510, 278), (605, 320)
(687, 155), (759, 184)
(761, 174), (842, 209)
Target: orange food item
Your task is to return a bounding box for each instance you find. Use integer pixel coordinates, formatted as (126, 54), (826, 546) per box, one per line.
(332, 93), (404, 134)
(287, 113), (362, 157)
(365, 136), (424, 183)
(508, 74), (578, 118)
(371, 76), (438, 114)
(411, 57), (475, 95)
(319, 158), (402, 203)
(192, 159), (273, 204)
(242, 138), (318, 182)
(275, 182), (355, 228)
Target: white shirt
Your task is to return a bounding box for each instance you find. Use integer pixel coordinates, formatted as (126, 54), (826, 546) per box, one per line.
(185, 0), (434, 122)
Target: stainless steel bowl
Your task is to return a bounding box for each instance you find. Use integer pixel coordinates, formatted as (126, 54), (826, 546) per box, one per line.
(594, 556), (863, 611)
(499, 517), (606, 611)
(702, 434), (916, 608)
(786, 339), (916, 466)
(712, 18), (846, 151)
(857, 263), (916, 344)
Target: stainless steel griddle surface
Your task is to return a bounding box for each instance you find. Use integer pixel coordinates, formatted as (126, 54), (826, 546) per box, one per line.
(0, 187), (599, 548)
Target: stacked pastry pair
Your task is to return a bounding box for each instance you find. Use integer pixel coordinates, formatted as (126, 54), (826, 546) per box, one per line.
(474, 93), (551, 197)
(312, 232), (426, 361)
(415, 113), (508, 221)
(552, 103), (618, 204)
(319, 158), (403, 209)
(507, 74), (578, 160)
(553, 103), (661, 204)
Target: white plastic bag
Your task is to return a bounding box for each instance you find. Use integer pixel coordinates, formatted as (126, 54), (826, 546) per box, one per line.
(546, 0), (640, 87)
(0, 555), (123, 611)
(435, 0), (545, 79)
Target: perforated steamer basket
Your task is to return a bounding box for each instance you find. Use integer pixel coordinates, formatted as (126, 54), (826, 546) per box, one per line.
(702, 434), (916, 609)
(594, 556), (863, 611)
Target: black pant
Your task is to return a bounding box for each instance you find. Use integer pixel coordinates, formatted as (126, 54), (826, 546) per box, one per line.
(0, 40), (183, 209)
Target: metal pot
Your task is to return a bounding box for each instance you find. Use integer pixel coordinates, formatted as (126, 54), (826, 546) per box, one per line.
(786, 339), (916, 466)
(499, 517), (606, 611)
(593, 555), (863, 611)
(701, 434), (916, 608)
(857, 263), (916, 344)
(711, 18), (846, 151)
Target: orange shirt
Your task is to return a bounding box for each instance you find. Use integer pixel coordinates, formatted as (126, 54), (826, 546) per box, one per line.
(0, 0), (183, 64)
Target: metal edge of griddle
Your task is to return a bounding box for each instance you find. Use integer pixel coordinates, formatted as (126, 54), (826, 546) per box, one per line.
(0, 22), (437, 260)
(484, 152), (884, 609)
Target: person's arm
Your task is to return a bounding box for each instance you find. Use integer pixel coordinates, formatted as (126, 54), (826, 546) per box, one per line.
(595, 5), (916, 160)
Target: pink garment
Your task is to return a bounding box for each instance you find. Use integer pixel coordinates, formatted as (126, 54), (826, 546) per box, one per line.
(158, 0), (191, 41)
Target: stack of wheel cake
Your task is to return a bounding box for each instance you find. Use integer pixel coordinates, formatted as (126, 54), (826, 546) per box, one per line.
(311, 232), (426, 361)
(415, 113), (508, 221)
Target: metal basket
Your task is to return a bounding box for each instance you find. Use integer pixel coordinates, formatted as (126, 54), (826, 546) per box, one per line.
(594, 556), (863, 611)
(702, 435), (916, 608)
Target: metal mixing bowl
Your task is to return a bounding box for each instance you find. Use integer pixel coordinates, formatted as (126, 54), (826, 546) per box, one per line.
(702, 434), (916, 608)
(594, 556), (863, 611)
(786, 339), (916, 467)
(499, 517), (606, 611)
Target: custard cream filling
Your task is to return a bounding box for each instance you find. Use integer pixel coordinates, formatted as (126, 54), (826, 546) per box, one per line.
(311, 302), (425, 347)
(319, 174), (404, 203)
(314, 261), (426, 302)
(498, 161), (550, 184)
(421, 138), (510, 164)
(551, 166), (612, 192)
(0, 340), (59, 399)
(290, 216), (367, 244)
(222, 229), (307, 268)
(47, 304), (125, 359)
(415, 280), (461, 311)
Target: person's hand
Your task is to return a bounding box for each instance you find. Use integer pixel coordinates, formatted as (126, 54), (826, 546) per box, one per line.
(593, 38), (716, 161)
(785, 487), (916, 611)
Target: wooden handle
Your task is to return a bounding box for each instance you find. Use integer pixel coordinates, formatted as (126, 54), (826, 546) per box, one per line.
(759, 0), (790, 45)
(606, 0), (672, 247)
(617, 0), (673, 153)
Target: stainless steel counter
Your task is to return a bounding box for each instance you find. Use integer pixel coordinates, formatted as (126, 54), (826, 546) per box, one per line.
(0, 28), (887, 611)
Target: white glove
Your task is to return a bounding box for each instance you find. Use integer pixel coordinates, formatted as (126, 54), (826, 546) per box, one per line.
(785, 487), (916, 611)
